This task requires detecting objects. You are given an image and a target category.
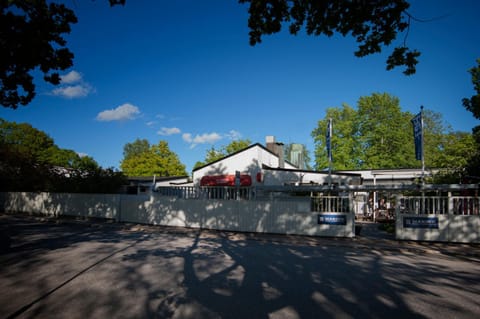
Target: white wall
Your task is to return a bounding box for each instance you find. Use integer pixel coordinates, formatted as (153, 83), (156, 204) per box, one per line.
(396, 213), (480, 243)
(1, 192), (354, 238)
(192, 145), (297, 186)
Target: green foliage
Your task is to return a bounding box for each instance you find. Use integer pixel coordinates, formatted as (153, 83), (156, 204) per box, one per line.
(0, 118), (126, 193)
(462, 58), (480, 179)
(1, 0), (78, 108)
(311, 93), (476, 173)
(120, 140), (187, 177)
(311, 104), (360, 170)
(462, 58), (480, 120)
(195, 139), (252, 169)
(356, 93), (414, 168)
(223, 139), (251, 155)
(239, 0), (419, 75)
(122, 138), (150, 161)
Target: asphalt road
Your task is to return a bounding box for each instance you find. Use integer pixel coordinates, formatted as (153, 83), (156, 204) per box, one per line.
(1, 214), (479, 319)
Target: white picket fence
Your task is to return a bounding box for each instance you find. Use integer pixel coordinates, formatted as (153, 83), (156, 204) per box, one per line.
(0, 192), (355, 238)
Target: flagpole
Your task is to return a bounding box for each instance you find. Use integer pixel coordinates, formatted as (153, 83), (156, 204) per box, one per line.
(327, 118), (332, 188)
(420, 105), (425, 185)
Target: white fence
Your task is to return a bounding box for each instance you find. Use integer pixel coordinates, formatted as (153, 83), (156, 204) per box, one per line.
(399, 196), (480, 215)
(0, 192), (355, 238)
(395, 195), (480, 243)
(2, 187), (479, 243)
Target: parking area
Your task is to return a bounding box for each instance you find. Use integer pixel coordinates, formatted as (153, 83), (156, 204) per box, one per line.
(1, 213), (479, 319)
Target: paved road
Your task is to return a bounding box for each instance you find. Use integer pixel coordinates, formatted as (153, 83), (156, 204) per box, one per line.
(1, 214), (479, 319)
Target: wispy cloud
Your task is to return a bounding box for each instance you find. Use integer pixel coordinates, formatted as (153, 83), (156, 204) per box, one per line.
(96, 103), (140, 122)
(51, 70), (94, 99)
(226, 130), (242, 140)
(51, 84), (93, 99)
(158, 127), (181, 136)
(182, 132), (222, 148)
(146, 121), (157, 127)
(60, 70), (82, 84)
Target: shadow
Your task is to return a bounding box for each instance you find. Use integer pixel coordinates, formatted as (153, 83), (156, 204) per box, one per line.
(119, 231), (478, 319)
(2, 214), (479, 318)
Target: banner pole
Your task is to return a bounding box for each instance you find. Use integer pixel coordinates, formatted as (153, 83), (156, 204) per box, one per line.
(421, 105), (425, 185)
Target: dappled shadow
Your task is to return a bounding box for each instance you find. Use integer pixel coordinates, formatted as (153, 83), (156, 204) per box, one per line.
(118, 232), (479, 318)
(2, 214), (479, 318)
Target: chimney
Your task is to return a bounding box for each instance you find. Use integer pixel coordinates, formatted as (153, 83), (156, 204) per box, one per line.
(276, 142), (285, 168)
(266, 136), (285, 168)
(266, 135), (276, 153)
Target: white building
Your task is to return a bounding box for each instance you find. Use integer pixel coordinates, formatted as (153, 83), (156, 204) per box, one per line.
(192, 136), (362, 187)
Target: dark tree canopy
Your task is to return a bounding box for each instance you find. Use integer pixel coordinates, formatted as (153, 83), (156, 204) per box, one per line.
(462, 58), (480, 120)
(240, 0), (420, 75)
(462, 58), (480, 179)
(0, 0), (78, 108)
(0, 118), (126, 192)
(2, 0), (427, 109)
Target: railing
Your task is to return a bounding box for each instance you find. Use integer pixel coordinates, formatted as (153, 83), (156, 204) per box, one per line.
(452, 196), (480, 215)
(155, 186), (479, 216)
(311, 195), (350, 213)
(399, 196), (480, 215)
(399, 196), (449, 215)
(156, 186), (255, 200)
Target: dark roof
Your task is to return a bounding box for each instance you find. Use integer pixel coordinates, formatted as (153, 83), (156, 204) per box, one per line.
(127, 176), (189, 183)
(192, 143), (298, 172)
(262, 164), (362, 177)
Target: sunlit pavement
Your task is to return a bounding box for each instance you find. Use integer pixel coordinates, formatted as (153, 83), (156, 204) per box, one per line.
(1, 213), (479, 319)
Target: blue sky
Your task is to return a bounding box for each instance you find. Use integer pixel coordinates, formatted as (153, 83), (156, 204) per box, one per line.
(1, 0), (479, 173)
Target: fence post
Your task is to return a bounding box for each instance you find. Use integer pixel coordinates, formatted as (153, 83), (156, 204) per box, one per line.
(448, 192), (453, 215)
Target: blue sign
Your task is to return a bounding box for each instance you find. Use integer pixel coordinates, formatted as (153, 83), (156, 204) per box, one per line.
(411, 112), (423, 161)
(318, 214), (346, 225)
(403, 217), (439, 229)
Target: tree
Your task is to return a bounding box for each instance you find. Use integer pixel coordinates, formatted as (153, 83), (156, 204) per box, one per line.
(1, 0), (77, 108)
(311, 103), (360, 170)
(240, 0), (420, 75)
(0, 118), (98, 169)
(122, 138), (150, 161)
(311, 93), (473, 171)
(120, 140), (187, 177)
(3, 1), (429, 109)
(462, 58), (480, 120)
(462, 58), (480, 179)
(193, 139), (252, 169)
(0, 118), (125, 193)
(356, 93), (414, 168)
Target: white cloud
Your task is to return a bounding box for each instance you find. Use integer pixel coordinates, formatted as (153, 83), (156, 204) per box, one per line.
(77, 152), (89, 158)
(182, 132), (222, 148)
(158, 127), (181, 136)
(226, 130), (242, 140)
(146, 121), (157, 127)
(96, 103), (140, 122)
(182, 133), (193, 143)
(60, 70), (82, 84)
(51, 70), (94, 99)
(52, 84), (93, 99)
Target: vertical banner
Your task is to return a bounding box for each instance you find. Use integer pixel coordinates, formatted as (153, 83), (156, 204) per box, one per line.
(411, 111), (423, 161)
(326, 118), (332, 162)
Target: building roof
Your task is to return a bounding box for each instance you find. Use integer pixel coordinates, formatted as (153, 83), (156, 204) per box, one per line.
(192, 143), (297, 172)
(262, 164), (362, 177)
